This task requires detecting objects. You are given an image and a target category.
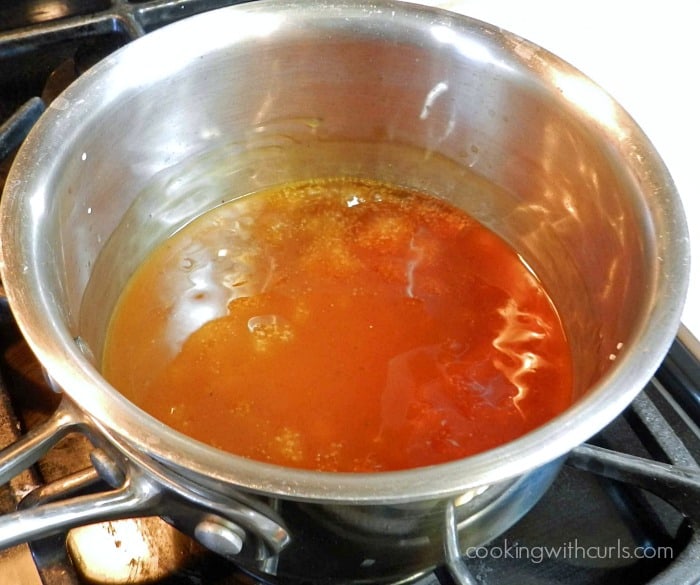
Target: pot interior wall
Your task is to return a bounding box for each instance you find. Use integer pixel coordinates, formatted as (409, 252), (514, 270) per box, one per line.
(58, 11), (652, 399)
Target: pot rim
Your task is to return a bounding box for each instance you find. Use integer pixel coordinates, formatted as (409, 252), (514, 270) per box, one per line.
(0, 0), (690, 504)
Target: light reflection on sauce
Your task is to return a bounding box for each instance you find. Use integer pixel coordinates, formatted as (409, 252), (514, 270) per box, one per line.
(102, 178), (573, 472)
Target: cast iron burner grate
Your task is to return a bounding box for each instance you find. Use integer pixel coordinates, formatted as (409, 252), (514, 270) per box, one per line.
(1, 2), (700, 584)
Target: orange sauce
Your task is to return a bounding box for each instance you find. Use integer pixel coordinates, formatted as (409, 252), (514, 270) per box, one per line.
(102, 178), (573, 472)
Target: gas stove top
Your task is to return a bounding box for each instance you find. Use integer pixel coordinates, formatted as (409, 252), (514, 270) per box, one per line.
(1, 2), (699, 584)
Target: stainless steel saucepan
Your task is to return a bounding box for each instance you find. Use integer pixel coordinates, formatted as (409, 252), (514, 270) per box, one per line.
(0, 1), (689, 582)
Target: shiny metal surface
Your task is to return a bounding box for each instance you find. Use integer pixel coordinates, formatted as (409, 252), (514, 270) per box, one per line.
(0, 0), (690, 581)
(429, 0), (700, 340)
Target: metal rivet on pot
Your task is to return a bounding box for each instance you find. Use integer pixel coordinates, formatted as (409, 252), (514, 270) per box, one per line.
(194, 516), (246, 557)
(89, 448), (126, 488)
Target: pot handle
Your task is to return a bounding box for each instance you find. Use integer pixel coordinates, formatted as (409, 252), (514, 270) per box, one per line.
(0, 399), (162, 549)
(0, 397), (291, 563)
(0, 467), (160, 550)
(0, 400), (84, 485)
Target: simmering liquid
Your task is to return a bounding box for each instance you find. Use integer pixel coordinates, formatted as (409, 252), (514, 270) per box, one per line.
(102, 178), (573, 472)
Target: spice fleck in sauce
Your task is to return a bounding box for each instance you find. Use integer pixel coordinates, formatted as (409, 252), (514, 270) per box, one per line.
(102, 178), (573, 472)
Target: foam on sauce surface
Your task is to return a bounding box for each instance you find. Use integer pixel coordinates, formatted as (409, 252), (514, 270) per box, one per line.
(102, 178), (573, 472)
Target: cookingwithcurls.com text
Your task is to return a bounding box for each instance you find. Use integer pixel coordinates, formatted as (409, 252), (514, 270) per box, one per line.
(464, 538), (674, 565)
